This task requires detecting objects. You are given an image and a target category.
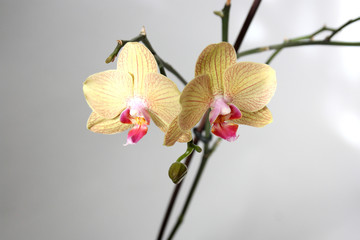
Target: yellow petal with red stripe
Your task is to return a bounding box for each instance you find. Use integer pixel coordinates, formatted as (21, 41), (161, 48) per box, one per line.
(224, 62), (276, 112)
(230, 106), (273, 127)
(117, 42), (158, 96)
(87, 112), (132, 134)
(164, 117), (192, 146)
(142, 73), (181, 129)
(83, 70), (133, 119)
(195, 42), (237, 95)
(179, 74), (213, 130)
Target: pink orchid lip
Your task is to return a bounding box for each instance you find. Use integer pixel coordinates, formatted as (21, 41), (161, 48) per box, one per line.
(211, 122), (239, 142)
(119, 97), (151, 145)
(209, 96), (242, 142)
(124, 124), (148, 146)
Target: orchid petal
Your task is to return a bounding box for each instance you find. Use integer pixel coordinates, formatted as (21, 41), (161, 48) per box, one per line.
(142, 73), (181, 128)
(164, 117), (192, 146)
(117, 42), (158, 96)
(124, 124), (148, 146)
(83, 70), (133, 119)
(224, 62), (276, 112)
(195, 42), (237, 95)
(179, 75), (213, 130)
(230, 106), (273, 127)
(87, 112), (132, 134)
(211, 122), (239, 142)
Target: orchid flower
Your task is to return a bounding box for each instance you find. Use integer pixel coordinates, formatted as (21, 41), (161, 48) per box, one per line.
(83, 42), (191, 145)
(165, 42), (276, 145)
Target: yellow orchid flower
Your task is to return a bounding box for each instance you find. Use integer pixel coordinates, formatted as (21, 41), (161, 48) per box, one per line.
(165, 42), (276, 144)
(83, 42), (191, 145)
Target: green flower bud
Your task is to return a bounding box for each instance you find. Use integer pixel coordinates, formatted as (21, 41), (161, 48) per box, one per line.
(168, 162), (187, 184)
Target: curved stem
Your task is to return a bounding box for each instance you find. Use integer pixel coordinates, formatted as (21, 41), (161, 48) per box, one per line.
(105, 34), (145, 63)
(326, 17), (360, 40)
(237, 16), (360, 61)
(238, 40), (360, 58)
(266, 48), (282, 64)
(106, 28), (188, 85)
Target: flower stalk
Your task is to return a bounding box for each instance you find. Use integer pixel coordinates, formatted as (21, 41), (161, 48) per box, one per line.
(237, 17), (360, 64)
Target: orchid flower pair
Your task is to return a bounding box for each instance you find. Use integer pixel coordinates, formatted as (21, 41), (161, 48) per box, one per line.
(83, 42), (276, 146)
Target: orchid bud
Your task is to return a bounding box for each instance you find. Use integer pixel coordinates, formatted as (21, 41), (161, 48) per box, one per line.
(168, 162), (187, 184)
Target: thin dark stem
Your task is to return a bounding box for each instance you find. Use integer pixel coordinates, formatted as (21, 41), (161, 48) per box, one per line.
(156, 115), (208, 240)
(167, 150), (209, 240)
(162, 61), (187, 85)
(142, 37), (187, 85)
(156, 140), (197, 240)
(167, 115), (220, 240)
(233, 0), (262, 52)
(141, 37), (167, 77)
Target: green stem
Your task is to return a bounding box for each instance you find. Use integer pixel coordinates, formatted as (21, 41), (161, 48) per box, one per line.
(106, 29), (187, 85)
(141, 37), (167, 76)
(222, 2), (231, 42)
(141, 37), (187, 85)
(237, 16), (360, 61)
(105, 34), (145, 63)
(176, 141), (202, 163)
(326, 17), (360, 40)
(265, 48), (282, 64)
(162, 61), (188, 86)
(238, 40), (360, 58)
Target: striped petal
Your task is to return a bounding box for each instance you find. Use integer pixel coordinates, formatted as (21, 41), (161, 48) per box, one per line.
(224, 62), (277, 112)
(230, 106), (273, 127)
(195, 42), (237, 95)
(164, 117), (192, 146)
(83, 70), (133, 119)
(117, 42), (158, 96)
(142, 73), (181, 129)
(87, 112), (132, 134)
(179, 75), (213, 130)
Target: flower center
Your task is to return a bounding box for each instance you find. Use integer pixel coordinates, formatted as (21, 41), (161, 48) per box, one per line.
(209, 96), (242, 142)
(120, 97), (151, 146)
(120, 97), (150, 125)
(209, 96), (241, 124)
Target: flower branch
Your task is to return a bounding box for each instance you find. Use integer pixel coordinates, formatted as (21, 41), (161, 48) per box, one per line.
(106, 27), (188, 85)
(237, 16), (360, 64)
(214, 0), (231, 42)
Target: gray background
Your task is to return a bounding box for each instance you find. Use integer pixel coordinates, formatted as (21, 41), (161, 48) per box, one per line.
(1, 0), (360, 239)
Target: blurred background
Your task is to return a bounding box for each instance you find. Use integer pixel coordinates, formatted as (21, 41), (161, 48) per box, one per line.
(1, 0), (360, 239)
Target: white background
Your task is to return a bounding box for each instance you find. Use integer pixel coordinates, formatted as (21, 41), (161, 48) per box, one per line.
(1, 0), (360, 239)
